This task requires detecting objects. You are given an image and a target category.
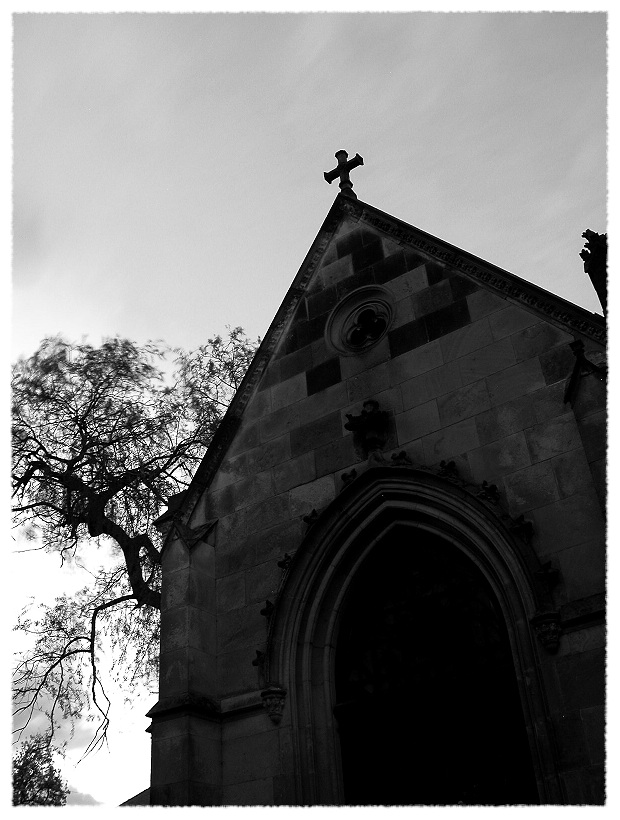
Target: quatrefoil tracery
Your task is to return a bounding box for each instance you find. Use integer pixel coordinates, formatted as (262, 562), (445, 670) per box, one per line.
(345, 305), (389, 350)
(325, 286), (394, 356)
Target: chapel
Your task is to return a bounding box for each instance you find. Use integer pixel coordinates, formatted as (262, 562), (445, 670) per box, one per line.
(142, 152), (606, 805)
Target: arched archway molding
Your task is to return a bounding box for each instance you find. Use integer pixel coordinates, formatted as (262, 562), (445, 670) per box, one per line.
(265, 467), (563, 804)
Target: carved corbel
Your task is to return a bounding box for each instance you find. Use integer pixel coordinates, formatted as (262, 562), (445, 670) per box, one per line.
(530, 611), (562, 654)
(261, 685), (287, 725)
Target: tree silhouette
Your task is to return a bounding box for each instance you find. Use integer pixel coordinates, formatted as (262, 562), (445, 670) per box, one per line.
(13, 733), (70, 806)
(12, 328), (257, 752)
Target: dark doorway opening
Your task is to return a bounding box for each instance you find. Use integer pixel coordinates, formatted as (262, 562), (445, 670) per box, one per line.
(334, 528), (539, 805)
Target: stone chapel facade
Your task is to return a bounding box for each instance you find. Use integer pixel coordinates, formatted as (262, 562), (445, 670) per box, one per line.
(144, 186), (606, 805)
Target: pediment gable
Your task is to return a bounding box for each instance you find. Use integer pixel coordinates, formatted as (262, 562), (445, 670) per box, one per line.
(168, 194), (605, 531)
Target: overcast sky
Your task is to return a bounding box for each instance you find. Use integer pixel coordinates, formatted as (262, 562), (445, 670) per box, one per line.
(13, 10), (606, 363)
(10, 6), (608, 808)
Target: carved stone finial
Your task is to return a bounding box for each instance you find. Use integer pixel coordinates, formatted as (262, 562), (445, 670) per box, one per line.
(261, 686), (287, 725)
(580, 229), (607, 315)
(530, 611), (562, 654)
(324, 150), (364, 199)
(476, 480), (501, 505)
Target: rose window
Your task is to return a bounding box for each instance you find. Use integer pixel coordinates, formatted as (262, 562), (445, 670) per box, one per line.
(325, 286), (394, 356)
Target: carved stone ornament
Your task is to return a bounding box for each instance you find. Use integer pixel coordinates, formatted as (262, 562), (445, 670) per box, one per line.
(580, 229), (607, 315)
(260, 600), (275, 619)
(476, 481), (501, 505)
(325, 286), (394, 356)
(303, 509), (319, 528)
(261, 685), (287, 725)
(391, 450), (413, 466)
(530, 611), (562, 654)
(341, 469), (358, 488)
(277, 553), (292, 570)
(438, 459), (461, 482)
(368, 449), (387, 466)
(344, 399), (390, 458)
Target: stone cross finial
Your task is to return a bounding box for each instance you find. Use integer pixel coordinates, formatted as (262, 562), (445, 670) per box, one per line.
(324, 150), (364, 198)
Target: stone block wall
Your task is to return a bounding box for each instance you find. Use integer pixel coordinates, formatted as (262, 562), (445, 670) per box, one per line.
(154, 218), (606, 804)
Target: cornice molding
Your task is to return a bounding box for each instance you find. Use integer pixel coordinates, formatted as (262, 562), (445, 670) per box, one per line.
(350, 201), (605, 344)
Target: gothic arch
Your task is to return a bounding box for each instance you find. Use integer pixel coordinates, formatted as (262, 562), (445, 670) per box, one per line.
(266, 467), (563, 804)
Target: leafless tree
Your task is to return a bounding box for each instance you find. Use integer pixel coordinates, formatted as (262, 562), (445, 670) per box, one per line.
(12, 329), (257, 753)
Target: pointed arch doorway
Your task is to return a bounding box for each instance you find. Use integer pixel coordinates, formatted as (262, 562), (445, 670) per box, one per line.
(268, 468), (561, 805)
(333, 526), (539, 805)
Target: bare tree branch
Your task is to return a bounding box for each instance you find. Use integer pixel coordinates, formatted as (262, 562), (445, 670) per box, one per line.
(12, 329), (257, 748)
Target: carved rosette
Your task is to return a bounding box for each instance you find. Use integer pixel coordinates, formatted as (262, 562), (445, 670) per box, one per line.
(530, 611), (562, 654)
(261, 685), (287, 725)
